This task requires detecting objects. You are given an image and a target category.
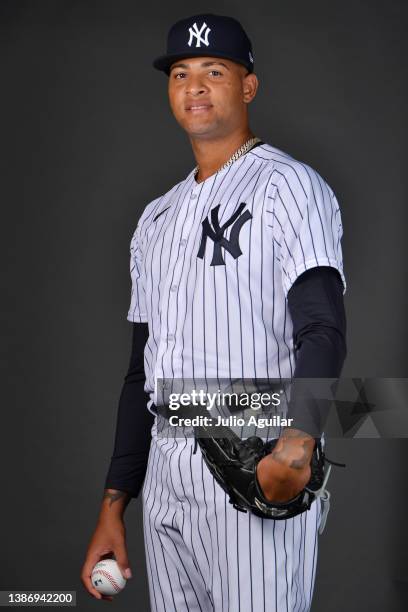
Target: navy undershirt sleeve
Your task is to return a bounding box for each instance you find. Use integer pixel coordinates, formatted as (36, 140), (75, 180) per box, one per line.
(285, 265), (347, 436)
(104, 322), (154, 498)
(289, 266), (347, 377)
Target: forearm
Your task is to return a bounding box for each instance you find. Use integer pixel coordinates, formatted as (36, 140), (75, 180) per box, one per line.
(292, 326), (346, 378)
(257, 267), (347, 502)
(103, 322), (153, 500)
(286, 266), (347, 437)
(104, 376), (154, 497)
(97, 489), (132, 522)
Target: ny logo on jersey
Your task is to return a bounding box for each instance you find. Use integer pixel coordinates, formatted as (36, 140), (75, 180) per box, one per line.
(197, 203), (252, 266)
(188, 21), (211, 47)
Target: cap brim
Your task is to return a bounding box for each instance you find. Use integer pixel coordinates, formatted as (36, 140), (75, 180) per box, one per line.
(152, 51), (252, 75)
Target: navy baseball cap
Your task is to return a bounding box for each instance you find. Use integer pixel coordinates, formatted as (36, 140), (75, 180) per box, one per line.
(153, 13), (254, 76)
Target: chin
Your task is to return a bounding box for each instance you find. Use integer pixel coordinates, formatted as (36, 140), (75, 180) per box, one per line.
(182, 118), (219, 138)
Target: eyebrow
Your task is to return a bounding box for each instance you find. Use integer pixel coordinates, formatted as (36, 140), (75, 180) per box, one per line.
(170, 60), (230, 72)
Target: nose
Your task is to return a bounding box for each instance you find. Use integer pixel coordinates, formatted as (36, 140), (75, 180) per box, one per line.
(186, 74), (208, 96)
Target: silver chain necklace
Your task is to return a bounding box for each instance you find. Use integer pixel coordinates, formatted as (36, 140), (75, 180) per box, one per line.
(193, 136), (262, 179)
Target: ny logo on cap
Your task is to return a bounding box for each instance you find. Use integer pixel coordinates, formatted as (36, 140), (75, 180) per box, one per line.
(197, 203), (252, 266)
(188, 21), (211, 48)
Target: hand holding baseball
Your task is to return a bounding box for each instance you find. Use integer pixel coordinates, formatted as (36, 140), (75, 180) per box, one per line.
(81, 515), (132, 601)
(91, 559), (127, 597)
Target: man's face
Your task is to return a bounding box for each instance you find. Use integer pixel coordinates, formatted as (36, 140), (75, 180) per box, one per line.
(167, 56), (258, 139)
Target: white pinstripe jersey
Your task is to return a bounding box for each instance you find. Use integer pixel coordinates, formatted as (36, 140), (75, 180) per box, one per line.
(126, 142), (346, 411)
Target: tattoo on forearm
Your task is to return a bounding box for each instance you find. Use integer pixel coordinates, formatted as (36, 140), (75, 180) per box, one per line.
(288, 441), (310, 469)
(103, 489), (128, 507)
(271, 439), (310, 470)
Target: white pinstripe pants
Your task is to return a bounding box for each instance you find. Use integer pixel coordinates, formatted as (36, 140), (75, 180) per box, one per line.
(142, 417), (322, 612)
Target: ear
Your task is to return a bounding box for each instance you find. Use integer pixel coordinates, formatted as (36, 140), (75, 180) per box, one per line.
(243, 73), (259, 104)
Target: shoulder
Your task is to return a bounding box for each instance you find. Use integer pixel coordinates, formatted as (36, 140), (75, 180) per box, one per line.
(248, 142), (336, 199)
(131, 172), (194, 239)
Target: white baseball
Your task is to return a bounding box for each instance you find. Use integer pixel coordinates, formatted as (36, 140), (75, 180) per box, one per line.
(91, 559), (127, 596)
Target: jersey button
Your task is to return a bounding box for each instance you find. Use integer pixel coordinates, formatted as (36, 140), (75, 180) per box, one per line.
(191, 193), (197, 200)
(167, 333), (174, 341)
(180, 239), (187, 246)
(170, 285), (177, 291)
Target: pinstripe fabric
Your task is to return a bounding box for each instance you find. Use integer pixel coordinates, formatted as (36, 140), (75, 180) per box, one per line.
(142, 418), (322, 612)
(127, 143), (346, 409)
(128, 142), (346, 611)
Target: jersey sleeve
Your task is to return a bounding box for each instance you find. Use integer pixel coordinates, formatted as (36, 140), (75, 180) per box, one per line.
(126, 223), (148, 323)
(270, 164), (347, 298)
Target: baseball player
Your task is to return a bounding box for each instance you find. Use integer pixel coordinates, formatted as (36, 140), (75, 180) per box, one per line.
(81, 13), (347, 611)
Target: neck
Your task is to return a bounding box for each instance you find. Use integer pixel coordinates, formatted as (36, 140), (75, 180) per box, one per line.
(190, 127), (255, 183)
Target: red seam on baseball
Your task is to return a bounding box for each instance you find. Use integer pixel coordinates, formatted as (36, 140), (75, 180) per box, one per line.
(92, 569), (122, 592)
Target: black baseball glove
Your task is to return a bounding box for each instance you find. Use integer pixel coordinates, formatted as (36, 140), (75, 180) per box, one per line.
(193, 422), (343, 534)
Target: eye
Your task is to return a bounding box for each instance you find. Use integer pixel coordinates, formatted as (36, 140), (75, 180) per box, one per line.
(209, 69), (222, 77)
(174, 72), (186, 79)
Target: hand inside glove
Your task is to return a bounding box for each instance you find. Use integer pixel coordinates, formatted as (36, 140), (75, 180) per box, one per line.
(256, 429), (315, 503)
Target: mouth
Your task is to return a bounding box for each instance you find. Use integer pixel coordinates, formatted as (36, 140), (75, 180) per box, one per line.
(185, 104), (213, 113)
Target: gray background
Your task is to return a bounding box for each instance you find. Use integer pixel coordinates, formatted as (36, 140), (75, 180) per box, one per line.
(1, 0), (407, 610)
